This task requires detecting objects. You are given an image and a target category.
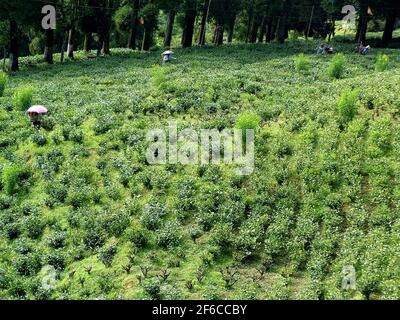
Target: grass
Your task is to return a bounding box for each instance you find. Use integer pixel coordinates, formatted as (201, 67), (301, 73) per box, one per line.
(0, 40), (400, 300)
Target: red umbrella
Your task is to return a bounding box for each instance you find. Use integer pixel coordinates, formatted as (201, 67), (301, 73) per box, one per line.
(26, 105), (48, 114)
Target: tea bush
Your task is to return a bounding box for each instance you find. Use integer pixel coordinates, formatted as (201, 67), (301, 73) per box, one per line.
(141, 200), (167, 231)
(376, 54), (389, 72)
(156, 221), (183, 248)
(235, 112), (261, 131)
(295, 53), (310, 72)
(13, 86), (34, 111)
(0, 42), (399, 300)
(98, 243), (117, 267)
(1, 164), (30, 195)
(337, 88), (359, 123)
(0, 72), (8, 97)
(328, 53), (345, 79)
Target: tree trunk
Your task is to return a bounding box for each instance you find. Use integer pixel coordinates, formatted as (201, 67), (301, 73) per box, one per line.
(44, 29), (54, 64)
(97, 32), (104, 57)
(258, 15), (267, 43)
(164, 10), (176, 48)
(276, 15), (287, 44)
(84, 32), (92, 52)
(67, 26), (75, 58)
(128, 0), (140, 49)
(246, 0), (255, 43)
(103, 29), (110, 55)
(182, 8), (197, 48)
(9, 20), (19, 72)
(198, 0), (211, 46)
(265, 18), (273, 42)
(355, 3), (368, 44)
(61, 31), (67, 63)
(227, 15), (236, 43)
(382, 12), (396, 47)
(215, 24), (224, 46)
(249, 19), (260, 43)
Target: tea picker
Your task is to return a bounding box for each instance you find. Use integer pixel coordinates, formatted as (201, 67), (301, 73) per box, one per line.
(161, 50), (175, 65)
(26, 105), (48, 129)
(359, 42), (370, 55)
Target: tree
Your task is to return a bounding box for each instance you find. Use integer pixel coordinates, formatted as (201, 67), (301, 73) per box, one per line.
(198, 0), (211, 45)
(276, 0), (292, 44)
(140, 1), (159, 51)
(380, 0), (400, 47)
(64, 0), (82, 59)
(355, 0), (371, 44)
(158, 0), (183, 48)
(43, 0), (57, 64)
(209, 0), (241, 45)
(181, 0), (197, 48)
(127, 0), (141, 49)
(0, 0), (42, 71)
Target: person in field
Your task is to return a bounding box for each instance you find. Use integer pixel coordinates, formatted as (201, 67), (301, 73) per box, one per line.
(359, 42), (370, 55)
(26, 105), (48, 129)
(27, 111), (41, 128)
(316, 44), (334, 55)
(161, 50), (175, 64)
(316, 44), (325, 54)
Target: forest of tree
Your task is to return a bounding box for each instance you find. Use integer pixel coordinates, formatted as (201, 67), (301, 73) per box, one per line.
(0, 0), (399, 71)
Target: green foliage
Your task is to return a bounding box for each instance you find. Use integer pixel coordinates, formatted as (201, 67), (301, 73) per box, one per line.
(295, 53), (310, 72)
(1, 164), (29, 195)
(235, 112), (261, 131)
(337, 88), (359, 123)
(98, 243), (117, 267)
(29, 36), (45, 55)
(0, 42), (399, 300)
(32, 132), (48, 146)
(328, 53), (345, 79)
(142, 277), (161, 299)
(141, 200), (167, 231)
(0, 72), (8, 97)
(156, 221), (182, 248)
(375, 54), (389, 72)
(13, 86), (34, 111)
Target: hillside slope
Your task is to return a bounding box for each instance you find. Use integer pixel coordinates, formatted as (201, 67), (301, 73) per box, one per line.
(0, 42), (400, 300)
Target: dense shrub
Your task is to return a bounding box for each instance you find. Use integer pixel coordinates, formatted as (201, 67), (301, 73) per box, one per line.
(24, 215), (45, 239)
(125, 225), (148, 248)
(295, 53), (310, 72)
(156, 221), (182, 248)
(32, 131), (48, 146)
(45, 250), (66, 271)
(375, 54), (389, 72)
(328, 53), (345, 79)
(66, 184), (92, 208)
(70, 129), (84, 143)
(160, 283), (182, 300)
(83, 226), (106, 251)
(100, 210), (130, 237)
(13, 253), (41, 276)
(98, 243), (117, 267)
(13, 86), (34, 111)
(1, 164), (30, 195)
(0, 72), (8, 97)
(235, 111), (261, 131)
(142, 277), (161, 299)
(46, 231), (67, 249)
(337, 88), (359, 123)
(141, 201), (167, 231)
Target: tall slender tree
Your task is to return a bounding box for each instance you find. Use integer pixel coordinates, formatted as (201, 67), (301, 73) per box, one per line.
(128, 0), (141, 49)
(0, 0), (42, 71)
(181, 0), (197, 48)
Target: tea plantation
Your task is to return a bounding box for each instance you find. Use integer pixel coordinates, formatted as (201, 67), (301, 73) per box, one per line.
(0, 41), (400, 300)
